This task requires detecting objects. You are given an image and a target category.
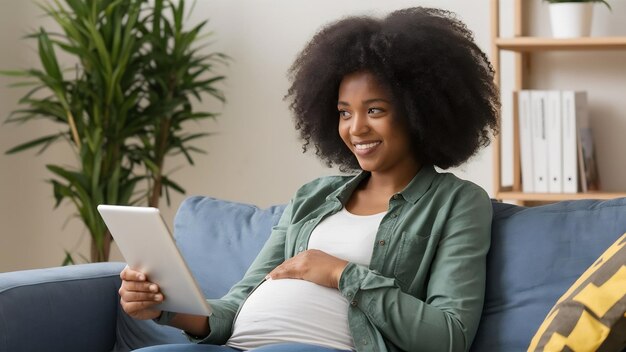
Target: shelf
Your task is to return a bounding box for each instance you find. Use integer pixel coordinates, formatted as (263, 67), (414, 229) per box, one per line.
(491, 0), (626, 205)
(495, 36), (626, 52)
(496, 191), (626, 202)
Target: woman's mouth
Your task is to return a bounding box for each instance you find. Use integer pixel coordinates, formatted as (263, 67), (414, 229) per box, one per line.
(353, 141), (381, 155)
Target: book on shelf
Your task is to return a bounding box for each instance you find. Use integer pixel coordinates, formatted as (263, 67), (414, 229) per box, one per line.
(518, 90), (534, 192)
(561, 91), (581, 193)
(578, 126), (601, 192)
(517, 89), (599, 194)
(530, 90), (549, 193)
(547, 91), (563, 193)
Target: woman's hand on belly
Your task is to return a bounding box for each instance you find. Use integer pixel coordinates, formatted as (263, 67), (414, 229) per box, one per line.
(267, 249), (349, 288)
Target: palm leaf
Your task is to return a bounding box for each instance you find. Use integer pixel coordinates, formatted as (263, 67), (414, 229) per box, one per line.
(62, 251), (75, 266)
(36, 29), (63, 82)
(5, 133), (64, 155)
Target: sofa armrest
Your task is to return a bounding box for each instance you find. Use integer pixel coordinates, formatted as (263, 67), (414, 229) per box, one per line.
(0, 262), (125, 352)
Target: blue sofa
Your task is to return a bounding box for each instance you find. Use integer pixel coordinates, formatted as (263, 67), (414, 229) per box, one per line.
(1, 196), (626, 352)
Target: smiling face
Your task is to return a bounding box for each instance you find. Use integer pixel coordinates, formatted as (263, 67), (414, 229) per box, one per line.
(337, 70), (419, 177)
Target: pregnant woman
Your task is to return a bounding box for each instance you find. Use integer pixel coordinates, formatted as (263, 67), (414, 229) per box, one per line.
(119, 7), (499, 352)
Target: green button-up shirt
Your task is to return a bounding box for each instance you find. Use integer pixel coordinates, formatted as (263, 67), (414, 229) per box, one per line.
(201, 165), (492, 352)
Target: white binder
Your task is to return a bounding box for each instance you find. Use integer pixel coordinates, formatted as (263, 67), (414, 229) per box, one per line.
(531, 90), (549, 193)
(547, 91), (563, 193)
(518, 90), (534, 192)
(562, 91), (588, 193)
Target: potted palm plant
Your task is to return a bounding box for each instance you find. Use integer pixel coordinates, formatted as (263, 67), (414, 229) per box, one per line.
(544, 0), (612, 38)
(2, 0), (227, 263)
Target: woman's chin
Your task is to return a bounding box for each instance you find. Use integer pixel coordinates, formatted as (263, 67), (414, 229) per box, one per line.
(356, 161), (377, 172)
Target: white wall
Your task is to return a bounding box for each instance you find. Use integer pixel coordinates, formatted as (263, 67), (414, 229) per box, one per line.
(0, 0), (562, 271)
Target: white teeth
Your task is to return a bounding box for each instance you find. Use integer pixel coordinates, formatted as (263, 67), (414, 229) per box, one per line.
(354, 142), (380, 150)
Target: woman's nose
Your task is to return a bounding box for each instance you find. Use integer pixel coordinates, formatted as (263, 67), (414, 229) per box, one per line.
(350, 113), (370, 135)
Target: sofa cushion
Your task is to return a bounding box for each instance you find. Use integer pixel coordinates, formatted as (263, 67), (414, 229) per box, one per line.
(471, 197), (626, 351)
(528, 232), (626, 352)
(173, 196), (286, 299)
(0, 263), (122, 352)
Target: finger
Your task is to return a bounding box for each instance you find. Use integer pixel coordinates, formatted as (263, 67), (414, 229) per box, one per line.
(266, 263), (284, 280)
(120, 297), (162, 313)
(268, 264), (297, 280)
(122, 280), (160, 293)
(120, 266), (146, 281)
(120, 290), (164, 303)
(121, 267), (147, 281)
(265, 269), (277, 280)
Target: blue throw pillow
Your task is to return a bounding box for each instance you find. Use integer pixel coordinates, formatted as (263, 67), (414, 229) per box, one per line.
(173, 196), (286, 299)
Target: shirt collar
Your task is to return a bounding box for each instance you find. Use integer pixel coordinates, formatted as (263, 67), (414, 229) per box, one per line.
(399, 164), (437, 204)
(329, 172), (369, 205)
(330, 165), (438, 205)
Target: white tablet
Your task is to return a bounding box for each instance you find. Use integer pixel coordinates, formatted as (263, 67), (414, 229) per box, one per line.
(97, 204), (212, 316)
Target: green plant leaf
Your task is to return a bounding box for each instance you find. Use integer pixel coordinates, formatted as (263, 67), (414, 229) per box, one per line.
(91, 147), (103, 198)
(51, 179), (74, 208)
(162, 175), (185, 194)
(0, 70), (34, 77)
(5, 133), (63, 155)
(36, 29), (63, 82)
(62, 251), (75, 266)
(8, 81), (41, 88)
(106, 164), (121, 204)
(142, 157), (160, 175)
(46, 164), (90, 197)
(118, 176), (143, 205)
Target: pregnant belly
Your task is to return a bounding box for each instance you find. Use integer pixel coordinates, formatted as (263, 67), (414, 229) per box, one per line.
(227, 279), (353, 350)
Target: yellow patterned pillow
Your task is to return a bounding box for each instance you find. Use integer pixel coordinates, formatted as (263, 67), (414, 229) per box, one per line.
(528, 232), (626, 352)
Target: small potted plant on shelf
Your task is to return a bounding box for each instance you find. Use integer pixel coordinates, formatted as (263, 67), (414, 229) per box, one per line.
(544, 0), (612, 38)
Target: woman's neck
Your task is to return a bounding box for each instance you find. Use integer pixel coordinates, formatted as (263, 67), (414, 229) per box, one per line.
(364, 163), (421, 196)
(345, 164), (422, 215)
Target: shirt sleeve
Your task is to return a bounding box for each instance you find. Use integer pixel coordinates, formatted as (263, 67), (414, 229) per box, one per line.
(338, 186), (492, 352)
(196, 199), (294, 345)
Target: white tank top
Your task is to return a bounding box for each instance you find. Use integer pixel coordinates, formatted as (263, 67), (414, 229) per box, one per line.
(226, 208), (386, 351)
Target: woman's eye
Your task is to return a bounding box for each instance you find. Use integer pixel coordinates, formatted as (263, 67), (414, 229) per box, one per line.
(338, 110), (351, 119)
(368, 107), (384, 115)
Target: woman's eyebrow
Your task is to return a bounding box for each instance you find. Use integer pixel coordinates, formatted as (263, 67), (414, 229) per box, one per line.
(363, 98), (390, 104)
(337, 98), (390, 106)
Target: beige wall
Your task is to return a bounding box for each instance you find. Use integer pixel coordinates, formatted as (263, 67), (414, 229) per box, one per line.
(2, 0), (623, 271)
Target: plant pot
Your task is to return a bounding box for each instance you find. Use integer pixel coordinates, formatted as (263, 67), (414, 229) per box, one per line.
(549, 2), (594, 38)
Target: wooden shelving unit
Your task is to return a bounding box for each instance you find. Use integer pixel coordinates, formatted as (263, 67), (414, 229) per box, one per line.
(497, 191), (626, 202)
(490, 0), (626, 205)
(495, 36), (626, 51)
